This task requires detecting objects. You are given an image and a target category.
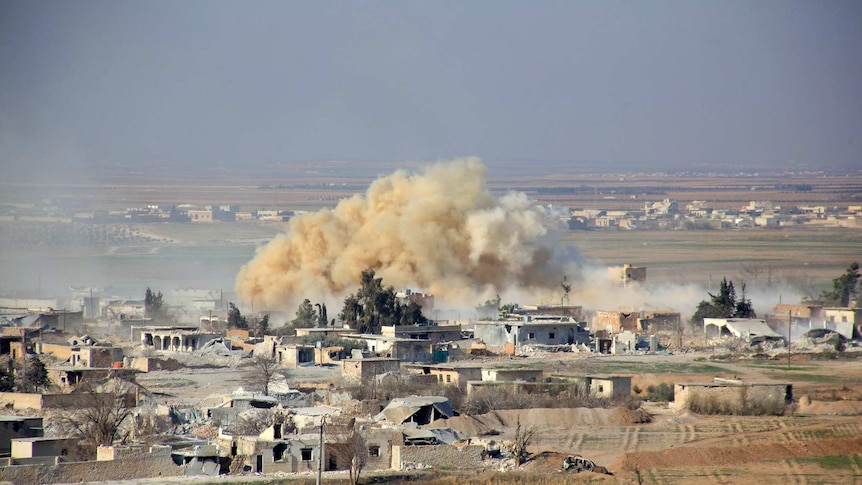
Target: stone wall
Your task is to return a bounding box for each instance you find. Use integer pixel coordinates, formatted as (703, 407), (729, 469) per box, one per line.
(0, 456), (183, 484)
(392, 444), (485, 470)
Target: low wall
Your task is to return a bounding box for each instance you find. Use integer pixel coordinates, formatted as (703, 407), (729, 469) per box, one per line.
(0, 456), (183, 484)
(0, 392), (128, 411)
(392, 444), (485, 470)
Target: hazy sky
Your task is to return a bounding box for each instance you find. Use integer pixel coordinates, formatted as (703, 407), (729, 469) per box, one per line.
(1, 1), (860, 179)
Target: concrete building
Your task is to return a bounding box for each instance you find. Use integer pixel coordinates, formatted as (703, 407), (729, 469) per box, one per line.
(592, 311), (640, 334)
(11, 437), (82, 461)
(404, 363), (483, 388)
(608, 264), (647, 286)
(380, 324), (461, 344)
(481, 367), (544, 383)
(187, 209), (213, 223)
(0, 416), (43, 455)
(134, 326), (221, 352)
(473, 318), (590, 354)
(822, 307), (862, 339)
(586, 375), (632, 399)
(344, 334), (432, 362)
(0, 335), (26, 361)
(70, 346), (123, 368)
(340, 357), (400, 383)
(275, 344), (345, 367)
(703, 318), (785, 345)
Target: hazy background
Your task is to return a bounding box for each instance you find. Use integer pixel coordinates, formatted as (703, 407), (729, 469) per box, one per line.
(2, 0), (861, 182)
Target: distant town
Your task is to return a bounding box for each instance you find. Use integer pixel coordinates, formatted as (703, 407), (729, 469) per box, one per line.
(3, 197), (861, 229)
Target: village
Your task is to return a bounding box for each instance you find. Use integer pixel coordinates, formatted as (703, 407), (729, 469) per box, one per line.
(0, 260), (860, 484)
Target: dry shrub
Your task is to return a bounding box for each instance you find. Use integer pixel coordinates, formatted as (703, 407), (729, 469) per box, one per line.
(460, 385), (632, 415)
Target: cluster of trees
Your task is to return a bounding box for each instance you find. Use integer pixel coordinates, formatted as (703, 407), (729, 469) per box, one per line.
(475, 294), (517, 320)
(691, 278), (756, 324)
(227, 302), (269, 333)
(0, 357), (50, 393)
(292, 299), (329, 328)
(338, 269), (427, 334)
(144, 287), (169, 322)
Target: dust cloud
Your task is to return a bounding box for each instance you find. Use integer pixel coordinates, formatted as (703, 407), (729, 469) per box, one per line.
(235, 158), (576, 310)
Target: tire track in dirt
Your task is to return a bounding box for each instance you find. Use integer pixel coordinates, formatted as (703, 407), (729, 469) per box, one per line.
(570, 432), (584, 452)
(628, 427), (640, 452)
(733, 421), (748, 446)
(786, 458), (808, 485)
(620, 427), (634, 452)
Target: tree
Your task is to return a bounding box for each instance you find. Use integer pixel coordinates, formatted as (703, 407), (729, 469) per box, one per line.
(400, 300), (427, 326)
(734, 283), (756, 318)
(245, 355), (284, 396)
(258, 314), (270, 334)
(228, 302), (248, 329)
(55, 379), (136, 454)
(691, 278), (756, 324)
(292, 299), (317, 328)
(339, 295), (362, 328)
(816, 262), (861, 307)
(18, 356), (50, 393)
(0, 361), (14, 392)
(510, 417), (537, 466)
(338, 269), (428, 334)
(144, 287), (167, 321)
(475, 295), (502, 320)
(317, 303), (328, 328)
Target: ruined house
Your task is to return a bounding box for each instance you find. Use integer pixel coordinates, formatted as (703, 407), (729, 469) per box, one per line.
(673, 378), (792, 412)
(404, 363), (482, 388)
(375, 396), (453, 425)
(340, 357), (401, 383)
(703, 318), (785, 345)
(592, 311), (641, 334)
(134, 325), (221, 352)
(473, 317), (590, 354)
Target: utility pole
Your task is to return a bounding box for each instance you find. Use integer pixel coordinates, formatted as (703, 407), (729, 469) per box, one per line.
(788, 310), (792, 368)
(316, 416), (325, 485)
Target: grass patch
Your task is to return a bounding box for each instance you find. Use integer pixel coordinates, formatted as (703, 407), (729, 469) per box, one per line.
(790, 454), (862, 470)
(582, 360), (728, 375)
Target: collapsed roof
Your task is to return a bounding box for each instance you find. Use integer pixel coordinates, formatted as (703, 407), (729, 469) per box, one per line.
(375, 396), (453, 425)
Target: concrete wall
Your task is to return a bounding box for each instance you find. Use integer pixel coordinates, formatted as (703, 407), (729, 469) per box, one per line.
(11, 438), (80, 459)
(392, 444), (485, 470)
(482, 369), (544, 383)
(0, 455), (183, 484)
(589, 376), (631, 399)
(429, 367), (481, 387)
(36, 343), (73, 361)
(0, 417), (43, 454)
(593, 311), (639, 334)
(0, 392), (44, 410)
(73, 347), (123, 367)
(673, 382), (791, 412)
(0, 392), (125, 411)
(341, 359), (400, 383)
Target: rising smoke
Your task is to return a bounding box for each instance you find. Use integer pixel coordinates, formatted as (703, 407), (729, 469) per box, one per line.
(235, 158), (578, 310)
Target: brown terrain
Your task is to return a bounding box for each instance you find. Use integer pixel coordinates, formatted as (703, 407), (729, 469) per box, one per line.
(2, 167), (861, 484)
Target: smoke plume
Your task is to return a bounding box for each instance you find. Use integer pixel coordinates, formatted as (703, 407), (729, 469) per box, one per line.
(235, 158), (574, 309)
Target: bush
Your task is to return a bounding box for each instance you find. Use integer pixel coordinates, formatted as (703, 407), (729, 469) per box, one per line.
(645, 383), (674, 402)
